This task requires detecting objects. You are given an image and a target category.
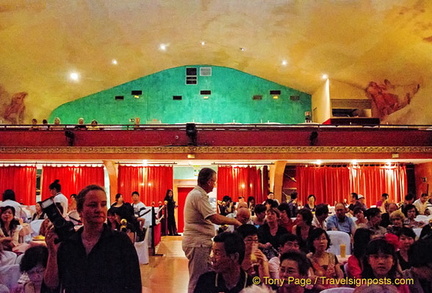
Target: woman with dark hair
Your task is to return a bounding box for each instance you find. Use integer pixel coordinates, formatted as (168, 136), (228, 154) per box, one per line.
(164, 189), (179, 236)
(403, 204), (423, 228)
(16, 246), (52, 293)
(347, 228), (374, 278)
(303, 194), (316, 212)
(49, 179), (68, 217)
(110, 193), (134, 223)
(362, 238), (409, 293)
(257, 207), (287, 260)
(396, 227), (416, 270)
(365, 207), (387, 236)
(307, 228), (343, 290)
(247, 196), (255, 216)
(45, 184), (141, 292)
(0, 206), (21, 251)
(292, 208), (315, 252)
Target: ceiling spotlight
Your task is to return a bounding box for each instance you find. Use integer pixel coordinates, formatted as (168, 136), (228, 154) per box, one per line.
(322, 74), (329, 79)
(112, 59), (118, 65)
(239, 47), (245, 51)
(159, 44), (168, 51)
(69, 72), (80, 81)
(281, 60), (288, 66)
(201, 41), (206, 46)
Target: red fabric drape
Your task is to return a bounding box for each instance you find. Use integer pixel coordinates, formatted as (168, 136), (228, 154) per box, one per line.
(117, 165), (173, 205)
(217, 166), (263, 202)
(41, 166), (105, 200)
(349, 165), (407, 206)
(0, 166), (37, 205)
(297, 166), (351, 205)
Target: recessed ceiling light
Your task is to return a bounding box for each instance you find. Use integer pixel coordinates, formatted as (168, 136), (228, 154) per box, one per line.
(239, 47), (245, 51)
(281, 60), (288, 66)
(322, 74), (328, 79)
(201, 41), (206, 46)
(159, 44), (168, 51)
(112, 59), (118, 65)
(69, 72), (80, 81)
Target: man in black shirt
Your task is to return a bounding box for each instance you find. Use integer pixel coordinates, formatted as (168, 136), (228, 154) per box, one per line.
(194, 232), (253, 293)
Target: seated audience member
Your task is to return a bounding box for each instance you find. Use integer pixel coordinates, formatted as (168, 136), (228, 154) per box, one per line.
(226, 207), (252, 233)
(277, 203), (294, 233)
(264, 199), (278, 210)
(414, 193), (431, 215)
(67, 194), (81, 225)
(268, 233), (301, 279)
(74, 118), (86, 130)
(347, 228), (374, 278)
(362, 238), (409, 293)
(251, 204), (266, 227)
(15, 246), (51, 293)
(353, 206), (368, 228)
(50, 117), (62, 130)
(278, 251), (313, 293)
(30, 118), (39, 130)
(354, 284), (399, 293)
(110, 193), (134, 223)
(292, 209), (315, 253)
(194, 232), (253, 293)
(0, 206), (22, 251)
(303, 194), (316, 212)
(263, 192), (280, 206)
(307, 228), (344, 290)
(403, 204), (424, 228)
(0, 189), (27, 221)
(396, 227), (416, 271)
(31, 202), (46, 221)
(87, 119), (100, 130)
(386, 210), (405, 235)
(287, 192), (298, 217)
(247, 196), (255, 216)
(419, 223), (432, 239)
(312, 203), (329, 230)
(376, 193), (389, 212)
(381, 203), (399, 228)
(236, 224), (269, 279)
(403, 237), (432, 293)
(358, 194), (368, 210)
(348, 192), (362, 214)
(107, 208), (118, 230)
(218, 196), (235, 216)
(327, 202), (356, 235)
(44, 185), (141, 293)
(365, 207), (387, 236)
(400, 193), (415, 212)
(41, 119), (49, 130)
(257, 208), (288, 260)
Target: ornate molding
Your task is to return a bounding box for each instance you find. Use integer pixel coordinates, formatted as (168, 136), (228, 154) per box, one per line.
(1, 145), (432, 154)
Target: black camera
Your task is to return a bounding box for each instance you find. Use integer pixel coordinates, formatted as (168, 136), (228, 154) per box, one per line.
(40, 197), (76, 242)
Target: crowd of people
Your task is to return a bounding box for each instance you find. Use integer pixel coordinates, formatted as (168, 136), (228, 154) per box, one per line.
(184, 169), (432, 293)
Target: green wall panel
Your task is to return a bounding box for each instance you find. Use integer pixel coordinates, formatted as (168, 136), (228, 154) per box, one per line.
(49, 66), (311, 124)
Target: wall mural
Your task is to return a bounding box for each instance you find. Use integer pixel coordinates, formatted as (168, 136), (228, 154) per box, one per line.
(365, 79), (420, 120)
(1, 90), (27, 124)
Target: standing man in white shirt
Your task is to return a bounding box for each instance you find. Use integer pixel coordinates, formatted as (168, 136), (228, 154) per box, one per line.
(182, 168), (242, 293)
(49, 180), (68, 217)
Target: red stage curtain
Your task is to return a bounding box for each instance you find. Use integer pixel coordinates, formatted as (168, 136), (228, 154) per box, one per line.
(41, 166), (105, 200)
(0, 166), (37, 205)
(349, 165), (407, 207)
(118, 165), (173, 205)
(297, 166), (351, 206)
(217, 166), (264, 203)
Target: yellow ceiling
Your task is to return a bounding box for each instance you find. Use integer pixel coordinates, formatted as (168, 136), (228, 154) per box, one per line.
(1, 0), (432, 122)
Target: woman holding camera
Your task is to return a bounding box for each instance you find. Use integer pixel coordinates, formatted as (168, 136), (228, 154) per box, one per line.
(44, 185), (141, 293)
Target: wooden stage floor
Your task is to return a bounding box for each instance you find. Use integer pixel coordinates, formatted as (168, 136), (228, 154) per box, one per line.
(140, 235), (189, 293)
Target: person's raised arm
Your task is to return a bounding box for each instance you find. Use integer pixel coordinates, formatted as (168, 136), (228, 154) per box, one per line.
(44, 229), (61, 289)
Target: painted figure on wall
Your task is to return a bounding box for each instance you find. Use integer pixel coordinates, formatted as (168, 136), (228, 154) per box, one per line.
(365, 80), (420, 119)
(3, 91), (27, 124)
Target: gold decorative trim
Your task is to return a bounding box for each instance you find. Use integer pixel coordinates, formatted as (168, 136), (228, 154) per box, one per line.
(1, 146), (432, 154)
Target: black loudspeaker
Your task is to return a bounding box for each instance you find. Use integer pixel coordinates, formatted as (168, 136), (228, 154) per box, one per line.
(186, 123), (197, 146)
(309, 131), (318, 146)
